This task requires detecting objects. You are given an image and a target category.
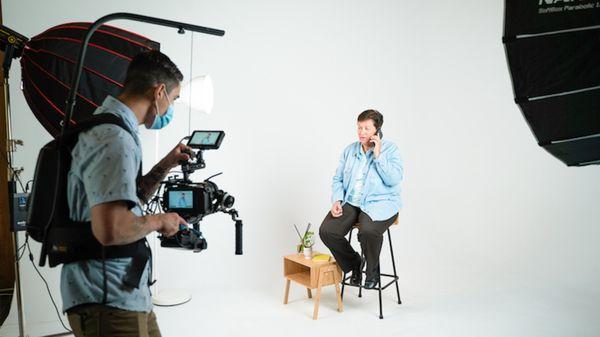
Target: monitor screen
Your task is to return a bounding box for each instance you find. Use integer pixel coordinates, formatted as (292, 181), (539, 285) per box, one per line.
(169, 190), (193, 209)
(189, 131), (221, 147)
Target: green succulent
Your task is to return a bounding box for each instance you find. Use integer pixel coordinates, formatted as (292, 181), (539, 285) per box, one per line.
(302, 231), (315, 248)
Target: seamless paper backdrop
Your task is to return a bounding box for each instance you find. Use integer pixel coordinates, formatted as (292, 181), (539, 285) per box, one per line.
(1, 0), (599, 335)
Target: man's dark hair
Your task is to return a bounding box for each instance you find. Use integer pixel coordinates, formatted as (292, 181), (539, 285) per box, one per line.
(357, 109), (383, 129)
(122, 50), (184, 95)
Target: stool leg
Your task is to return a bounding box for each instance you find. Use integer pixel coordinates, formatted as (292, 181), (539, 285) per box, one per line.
(341, 271), (346, 300)
(378, 264), (383, 319)
(388, 229), (402, 305)
(358, 250), (364, 298)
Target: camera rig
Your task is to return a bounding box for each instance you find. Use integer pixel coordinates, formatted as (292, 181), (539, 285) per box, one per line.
(150, 131), (243, 254)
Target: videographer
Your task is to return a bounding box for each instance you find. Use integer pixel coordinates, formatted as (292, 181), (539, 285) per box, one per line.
(63, 50), (190, 336)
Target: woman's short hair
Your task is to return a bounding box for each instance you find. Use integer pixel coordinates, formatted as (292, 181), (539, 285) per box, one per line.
(357, 109), (383, 129)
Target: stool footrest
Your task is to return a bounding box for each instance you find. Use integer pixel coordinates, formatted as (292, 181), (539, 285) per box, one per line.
(340, 226), (402, 318)
(341, 273), (399, 291)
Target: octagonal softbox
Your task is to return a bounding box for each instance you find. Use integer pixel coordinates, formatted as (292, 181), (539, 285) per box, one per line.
(20, 22), (160, 137)
(503, 1), (600, 166)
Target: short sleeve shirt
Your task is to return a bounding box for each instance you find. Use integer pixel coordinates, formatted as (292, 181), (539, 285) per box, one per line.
(61, 96), (152, 313)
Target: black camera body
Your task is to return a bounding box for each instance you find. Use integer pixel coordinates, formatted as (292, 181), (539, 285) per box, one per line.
(161, 179), (235, 224)
(154, 130), (243, 254)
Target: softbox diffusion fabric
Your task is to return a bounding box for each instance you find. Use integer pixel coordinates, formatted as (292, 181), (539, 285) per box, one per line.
(20, 22), (160, 137)
(503, 1), (600, 166)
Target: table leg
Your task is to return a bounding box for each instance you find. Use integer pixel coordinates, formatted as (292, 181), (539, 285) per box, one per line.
(335, 281), (343, 312)
(284, 279), (291, 304)
(313, 282), (322, 320)
(313, 267), (330, 320)
(307, 288), (312, 298)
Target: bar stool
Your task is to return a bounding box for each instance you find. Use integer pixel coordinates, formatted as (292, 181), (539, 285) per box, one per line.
(340, 218), (401, 319)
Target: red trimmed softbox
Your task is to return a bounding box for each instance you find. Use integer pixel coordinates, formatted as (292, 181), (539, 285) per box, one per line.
(20, 22), (160, 137)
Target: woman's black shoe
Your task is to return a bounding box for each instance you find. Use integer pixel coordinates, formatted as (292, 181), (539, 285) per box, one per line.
(349, 257), (365, 286)
(363, 276), (380, 289)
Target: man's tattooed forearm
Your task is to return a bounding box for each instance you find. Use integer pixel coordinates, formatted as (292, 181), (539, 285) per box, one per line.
(134, 215), (148, 229)
(138, 165), (169, 202)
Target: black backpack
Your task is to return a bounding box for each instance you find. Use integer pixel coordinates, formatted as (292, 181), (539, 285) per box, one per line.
(27, 113), (149, 288)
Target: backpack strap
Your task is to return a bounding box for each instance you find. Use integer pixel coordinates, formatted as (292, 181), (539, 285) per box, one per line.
(46, 113), (151, 289)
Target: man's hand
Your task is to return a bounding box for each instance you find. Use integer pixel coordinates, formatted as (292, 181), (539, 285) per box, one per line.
(155, 212), (188, 237)
(90, 201), (189, 245)
(160, 143), (193, 169)
(138, 143), (194, 203)
(331, 201), (343, 218)
(370, 134), (382, 158)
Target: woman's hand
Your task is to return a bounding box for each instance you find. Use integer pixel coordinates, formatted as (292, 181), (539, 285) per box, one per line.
(370, 134), (382, 158)
(331, 201), (343, 217)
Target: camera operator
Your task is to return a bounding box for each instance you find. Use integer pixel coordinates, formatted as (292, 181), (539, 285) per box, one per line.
(63, 50), (190, 336)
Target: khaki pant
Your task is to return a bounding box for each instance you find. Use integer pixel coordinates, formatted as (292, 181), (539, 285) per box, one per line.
(67, 304), (161, 337)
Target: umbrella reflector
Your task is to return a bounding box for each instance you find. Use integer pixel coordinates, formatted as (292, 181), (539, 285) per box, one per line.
(503, 1), (600, 166)
(21, 22), (160, 137)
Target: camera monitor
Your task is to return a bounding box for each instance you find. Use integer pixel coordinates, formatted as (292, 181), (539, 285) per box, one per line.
(168, 190), (194, 209)
(187, 130), (225, 150)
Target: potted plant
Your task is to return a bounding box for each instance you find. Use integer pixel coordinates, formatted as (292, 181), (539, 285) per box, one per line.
(294, 223), (315, 258)
(302, 231), (315, 259)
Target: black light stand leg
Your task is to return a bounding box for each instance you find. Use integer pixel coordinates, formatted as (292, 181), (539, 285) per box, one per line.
(388, 229), (401, 304)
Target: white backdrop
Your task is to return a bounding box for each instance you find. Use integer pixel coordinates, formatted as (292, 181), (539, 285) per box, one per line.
(1, 1), (599, 336)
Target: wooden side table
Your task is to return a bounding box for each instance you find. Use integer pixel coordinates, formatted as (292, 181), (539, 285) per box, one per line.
(283, 253), (343, 320)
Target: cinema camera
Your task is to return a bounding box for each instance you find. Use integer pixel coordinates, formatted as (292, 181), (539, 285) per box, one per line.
(153, 130), (243, 254)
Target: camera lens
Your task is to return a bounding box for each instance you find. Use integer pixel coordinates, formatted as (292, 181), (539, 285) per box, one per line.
(223, 195), (235, 208)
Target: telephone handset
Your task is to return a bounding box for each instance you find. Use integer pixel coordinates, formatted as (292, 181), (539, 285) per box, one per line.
(370, 128), (383, 147)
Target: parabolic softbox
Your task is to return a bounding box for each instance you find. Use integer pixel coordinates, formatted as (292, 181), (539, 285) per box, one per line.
(20, 22), (160, 137)
(503, 1), (600, 166)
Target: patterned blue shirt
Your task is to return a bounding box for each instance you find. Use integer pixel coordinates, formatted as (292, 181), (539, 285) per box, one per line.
(61, 96), (152, 313)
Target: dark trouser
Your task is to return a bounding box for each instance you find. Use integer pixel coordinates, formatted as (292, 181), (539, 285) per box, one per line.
(67, 304), (161, 337)
(319, 203), (398, 279)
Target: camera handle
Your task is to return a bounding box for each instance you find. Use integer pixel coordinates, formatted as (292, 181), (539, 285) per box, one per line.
(181, 149), (205, 182)
(222, 208), (243, 255)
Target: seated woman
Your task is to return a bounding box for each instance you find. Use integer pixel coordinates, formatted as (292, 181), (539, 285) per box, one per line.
(319, 109), (403, 289)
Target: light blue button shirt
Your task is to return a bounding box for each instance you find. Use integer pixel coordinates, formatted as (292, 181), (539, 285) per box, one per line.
(331, 140), (403, 221)
(346, 148), (373, 207)
(62, 95), (152, 313)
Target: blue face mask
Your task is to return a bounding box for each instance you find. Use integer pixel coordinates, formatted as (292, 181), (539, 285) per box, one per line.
(148, 88), (174, 130)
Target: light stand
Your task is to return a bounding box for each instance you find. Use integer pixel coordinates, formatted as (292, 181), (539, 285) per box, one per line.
(1, 25), (36, 337)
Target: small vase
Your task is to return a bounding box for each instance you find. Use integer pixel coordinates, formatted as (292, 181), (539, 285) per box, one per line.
(303, 247), (312, 259)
